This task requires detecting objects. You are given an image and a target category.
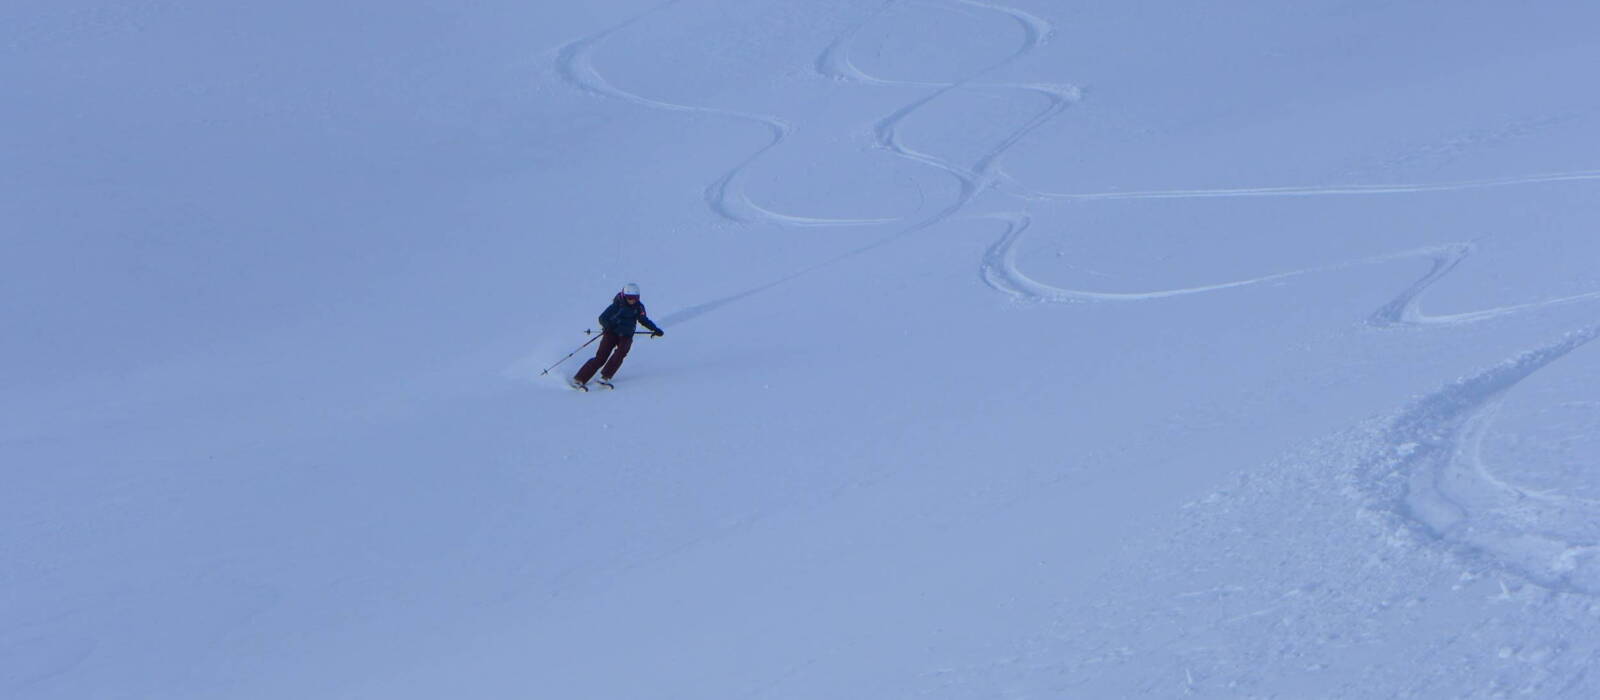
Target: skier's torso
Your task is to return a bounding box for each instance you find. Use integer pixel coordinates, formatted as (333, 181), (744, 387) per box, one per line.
(599, 295), (651, 335)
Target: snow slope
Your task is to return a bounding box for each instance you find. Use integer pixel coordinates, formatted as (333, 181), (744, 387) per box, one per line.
(6, 0), (1600, 697)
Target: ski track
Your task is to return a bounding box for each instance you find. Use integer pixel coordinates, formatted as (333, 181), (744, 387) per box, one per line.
(559, 1), (1599, 333)
(656, 0), (1076, 324)
(817, 0), (1079, 220)
(555, 0), (875, 228)
(1358, 326), (1600, 598)
(554, 0), (1080, 326)
(1015, 169), (1600, 203)
(844, 1), (1600, 600)
(981, 198), (1600, 329)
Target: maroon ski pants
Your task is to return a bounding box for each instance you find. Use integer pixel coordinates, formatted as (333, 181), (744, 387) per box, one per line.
(574, 332), (634, 383)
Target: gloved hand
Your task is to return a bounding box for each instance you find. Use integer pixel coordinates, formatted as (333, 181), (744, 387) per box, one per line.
(651, 329), (665, 337)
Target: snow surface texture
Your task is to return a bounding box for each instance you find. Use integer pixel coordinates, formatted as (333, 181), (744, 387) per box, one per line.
(7, 0), (1600, 698)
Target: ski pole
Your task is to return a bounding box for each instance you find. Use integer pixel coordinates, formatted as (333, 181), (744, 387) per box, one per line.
(538, 334), (601, 376)
(584, 329), (657, 336)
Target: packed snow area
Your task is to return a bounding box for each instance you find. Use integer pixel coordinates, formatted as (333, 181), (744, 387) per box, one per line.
(7, 1), (1600, 697)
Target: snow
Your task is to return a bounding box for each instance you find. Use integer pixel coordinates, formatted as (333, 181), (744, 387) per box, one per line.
(6, 0), (1600, 697)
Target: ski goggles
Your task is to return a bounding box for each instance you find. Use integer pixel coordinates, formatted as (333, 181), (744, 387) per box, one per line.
(622, 294), (640, 301)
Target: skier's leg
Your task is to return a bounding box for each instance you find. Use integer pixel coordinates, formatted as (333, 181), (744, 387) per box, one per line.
(599, 334), (634, 379)
(574, 334), (617, 383)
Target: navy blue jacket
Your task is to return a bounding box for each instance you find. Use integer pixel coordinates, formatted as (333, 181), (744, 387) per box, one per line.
(599, 294), (661, 336)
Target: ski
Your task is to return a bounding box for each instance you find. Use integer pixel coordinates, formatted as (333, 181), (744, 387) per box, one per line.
(596, 379), (615, 390)
(569, 379), (589, 392)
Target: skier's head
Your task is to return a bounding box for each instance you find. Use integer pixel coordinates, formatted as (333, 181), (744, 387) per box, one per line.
(620, 282), (640, 303)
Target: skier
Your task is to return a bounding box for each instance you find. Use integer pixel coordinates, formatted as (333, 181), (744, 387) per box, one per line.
(572, 283), (664, 390)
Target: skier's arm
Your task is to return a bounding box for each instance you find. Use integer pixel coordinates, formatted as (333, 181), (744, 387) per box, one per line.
(634, 302), (663, 336)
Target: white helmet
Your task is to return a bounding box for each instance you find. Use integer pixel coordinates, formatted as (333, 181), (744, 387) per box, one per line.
(621, 282), (640, 296)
